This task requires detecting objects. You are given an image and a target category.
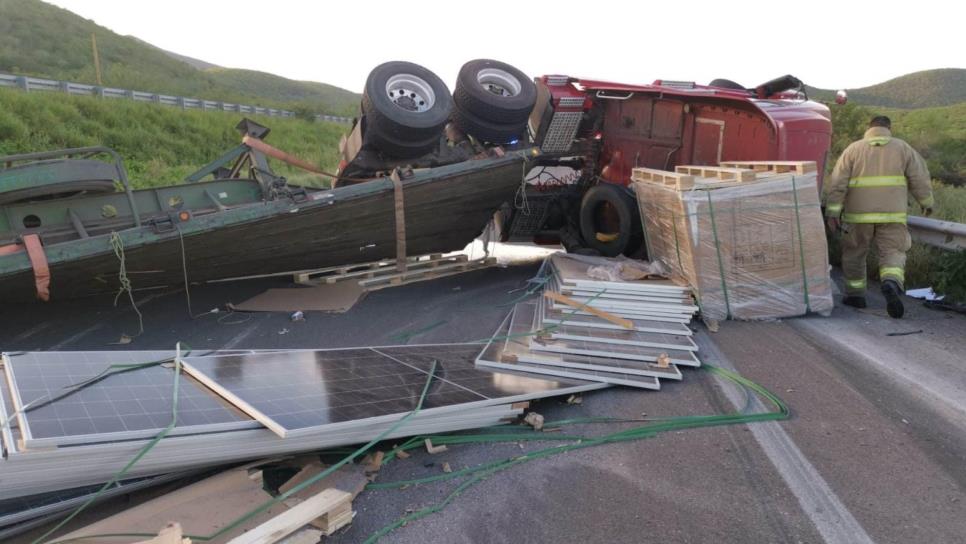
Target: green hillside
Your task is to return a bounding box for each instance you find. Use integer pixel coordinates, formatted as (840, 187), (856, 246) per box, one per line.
(808, 68), (966, 109)
(0, 87), (346, 188)
(0, 0), (361, 115)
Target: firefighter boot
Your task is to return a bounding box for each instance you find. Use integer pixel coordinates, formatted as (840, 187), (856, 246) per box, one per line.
(881, 280), (904, 319)
(842, 295), (867, 309)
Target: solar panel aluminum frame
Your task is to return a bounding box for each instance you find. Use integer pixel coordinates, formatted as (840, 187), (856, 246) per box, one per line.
(548, 255), (690, 294)
(0, 471), (194, 531)
(534, 296), (698, 353)
(181, 347), (606, 438)
(476, 311), (661, 390)
(0, 403), (523, 500)
(476, 359), (660, 389)
(540, 309), (693, 336)
(0, 362), (18, 458)
(1, 353), (261, 449)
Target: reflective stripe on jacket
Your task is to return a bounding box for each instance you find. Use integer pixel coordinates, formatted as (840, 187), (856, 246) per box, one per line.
(824, 127), (933, 224)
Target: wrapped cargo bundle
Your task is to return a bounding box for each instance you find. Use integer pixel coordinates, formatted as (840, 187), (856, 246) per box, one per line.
(632, 163), (833, 320)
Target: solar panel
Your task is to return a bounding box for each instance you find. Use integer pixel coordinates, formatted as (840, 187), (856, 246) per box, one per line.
(3, 351), (257, 448)
(182, 344), (605, 438)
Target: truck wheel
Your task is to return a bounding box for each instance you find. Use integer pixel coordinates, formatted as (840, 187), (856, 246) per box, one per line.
(454, 59), (537, 124)
(578, 183), (642, 257)
(362, 61), (452, 157)
(452, 107), (526, 145)
(709, 78), (746, 90)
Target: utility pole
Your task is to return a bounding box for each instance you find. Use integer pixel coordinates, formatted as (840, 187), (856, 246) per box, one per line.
(91, 33), (103, 86)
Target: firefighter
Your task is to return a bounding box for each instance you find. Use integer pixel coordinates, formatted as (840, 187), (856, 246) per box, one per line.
(824, 116), (934, 318)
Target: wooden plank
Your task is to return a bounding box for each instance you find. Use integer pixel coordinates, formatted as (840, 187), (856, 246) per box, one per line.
(719, 160), (817, 174)
(226, 488), (351, 544)
(294, 254), (469, 285)
(358, 257), (496, 289)
(133, 523), (191, 544)
(630, 167), (695, 190)
(543, 291), (634, 329)
(674, 165), (756, 182)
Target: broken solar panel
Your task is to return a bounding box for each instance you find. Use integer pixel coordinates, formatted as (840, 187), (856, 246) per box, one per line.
(508, 302), (683, 380)
(549, 254), (689, 294)
(2, 351), (257, 448)
(477, 308), (661, 389)
(541, 307), (693, 336)
(534, 296), (697, 352)
(182, 343), (606, 438)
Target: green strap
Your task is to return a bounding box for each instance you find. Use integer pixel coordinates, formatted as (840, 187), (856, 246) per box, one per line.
(790, 176), (812, 313)
(705, 191), (731, 319)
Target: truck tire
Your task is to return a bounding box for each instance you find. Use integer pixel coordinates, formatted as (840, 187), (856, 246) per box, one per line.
(709, 78), (746, 90)
(362, 61), (452, 157)
(454, 59), (536, 124)
(578, 183), (642, 257)
(452, 107), (526, 145)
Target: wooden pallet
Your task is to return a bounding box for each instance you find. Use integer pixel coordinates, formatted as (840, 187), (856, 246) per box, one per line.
(294, 253), (467, 285)
(719, 160), (817, 174)
(359, 256), (497, 290)
(631, 167), (697, 190)
(674, 165), (756, 182)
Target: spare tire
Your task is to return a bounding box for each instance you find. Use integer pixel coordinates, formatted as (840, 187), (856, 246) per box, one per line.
(362, 61), (452, 158)
(451, 107), (526, 145)
(578, 183), (642, 257)
(454, 59), (536, 124)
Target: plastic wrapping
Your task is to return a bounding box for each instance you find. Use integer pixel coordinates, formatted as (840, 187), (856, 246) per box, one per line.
(633, 171), (832, 320)
(557, 253), (670, 282)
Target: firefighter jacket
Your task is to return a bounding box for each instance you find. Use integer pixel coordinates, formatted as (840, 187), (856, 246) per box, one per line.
(824, 127), (933, 223)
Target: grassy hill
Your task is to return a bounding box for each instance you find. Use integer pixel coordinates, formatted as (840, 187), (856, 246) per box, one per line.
(808, 68), (966, 109)
(0, 0), (361, 115)
(0, 87), (346, 188)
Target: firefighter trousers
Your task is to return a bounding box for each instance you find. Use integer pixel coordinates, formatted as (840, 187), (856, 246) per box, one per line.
(841, 222), (911, 295)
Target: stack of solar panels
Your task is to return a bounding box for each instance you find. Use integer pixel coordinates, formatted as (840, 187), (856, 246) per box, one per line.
(0, 345), (606, 513)
(476, 254), (700, 389)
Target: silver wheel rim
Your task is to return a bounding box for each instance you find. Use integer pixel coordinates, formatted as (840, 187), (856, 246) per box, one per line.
(385, 73), (436, 112)
(477, 68), (521, 97)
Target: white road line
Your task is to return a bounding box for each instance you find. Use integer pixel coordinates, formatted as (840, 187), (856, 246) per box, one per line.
(695, 332), (876, 544)
(45, 323), (104, 351)
(219, 323), (261, 350)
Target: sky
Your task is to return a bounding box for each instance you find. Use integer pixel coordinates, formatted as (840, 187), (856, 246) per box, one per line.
(47, 0), (962, 93)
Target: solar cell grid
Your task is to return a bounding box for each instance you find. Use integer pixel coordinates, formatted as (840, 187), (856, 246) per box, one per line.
(4, 351), (255, 448)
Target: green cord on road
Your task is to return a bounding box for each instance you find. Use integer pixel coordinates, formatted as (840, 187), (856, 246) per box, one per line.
(362, 363), (788, 543)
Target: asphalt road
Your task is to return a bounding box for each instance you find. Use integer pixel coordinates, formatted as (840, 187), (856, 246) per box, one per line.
(2, 258), (964, 543)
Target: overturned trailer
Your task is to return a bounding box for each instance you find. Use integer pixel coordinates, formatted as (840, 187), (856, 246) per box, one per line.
(0, 119), (534, 301)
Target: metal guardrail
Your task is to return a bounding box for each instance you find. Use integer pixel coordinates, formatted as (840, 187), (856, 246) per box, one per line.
(0, 72), (354, 124)
(908, 215), (966, 251)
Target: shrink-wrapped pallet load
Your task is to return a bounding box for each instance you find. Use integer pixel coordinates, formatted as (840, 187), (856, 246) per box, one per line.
(632, 162), (833, 321)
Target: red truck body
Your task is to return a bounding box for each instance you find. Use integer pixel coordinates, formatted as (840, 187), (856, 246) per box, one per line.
(519, 74), (833, 255)
(537, 75), (831, 186)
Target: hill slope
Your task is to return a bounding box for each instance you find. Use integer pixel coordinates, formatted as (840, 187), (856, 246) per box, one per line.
(808, 68), (966, 109)
(0, 87), (345, 187)
(0, 0), (360, 115)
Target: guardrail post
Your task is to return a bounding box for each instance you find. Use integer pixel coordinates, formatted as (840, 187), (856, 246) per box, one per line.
(176, 96), (186, 109)
(125, 89), (135, 101)
(16, 76), (29, 92)
(153, 94), (161, 104)
(94, 86), (105, 98)
(59, 81), (70, 94)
